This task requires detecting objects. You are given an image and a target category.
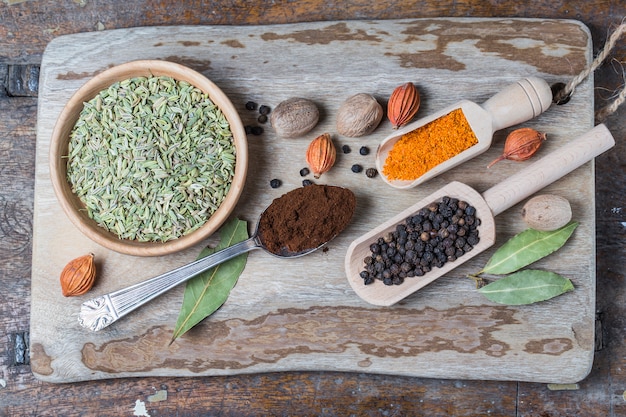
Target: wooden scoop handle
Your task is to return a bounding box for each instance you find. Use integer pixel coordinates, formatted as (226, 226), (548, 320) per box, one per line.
(483, 124), (615, 217)
(480, 77), (553, 132)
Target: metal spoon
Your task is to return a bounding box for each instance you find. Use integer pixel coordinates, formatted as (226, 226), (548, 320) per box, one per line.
(78, 191), (352, 332)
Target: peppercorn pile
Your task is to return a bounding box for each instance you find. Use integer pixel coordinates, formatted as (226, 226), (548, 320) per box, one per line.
(360, 196), (480, 286)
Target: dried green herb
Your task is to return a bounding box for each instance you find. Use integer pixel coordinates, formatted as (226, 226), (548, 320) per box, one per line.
(478, 270), (574, 305)
(171, 218), (248, 343)
(470, 222), (579, 305)
(477, 222), (578, 275)
(67, 75), (236, 242)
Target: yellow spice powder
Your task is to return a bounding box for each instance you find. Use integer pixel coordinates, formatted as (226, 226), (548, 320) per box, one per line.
(382, 108), (478, 181)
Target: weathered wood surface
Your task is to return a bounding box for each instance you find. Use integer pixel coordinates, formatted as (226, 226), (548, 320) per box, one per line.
(1, 1), (625, 416)
(31, 18), (597, 383)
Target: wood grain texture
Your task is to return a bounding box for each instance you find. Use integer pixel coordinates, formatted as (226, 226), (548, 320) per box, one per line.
(1, 1), (625, 416)
(31, 19), (597, 384)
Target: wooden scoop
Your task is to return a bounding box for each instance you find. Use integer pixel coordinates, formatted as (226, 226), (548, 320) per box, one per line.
(346, 124), (615, 306)
(376, 77), (553, 189)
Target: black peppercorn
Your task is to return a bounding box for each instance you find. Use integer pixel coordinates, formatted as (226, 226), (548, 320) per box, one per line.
(245, 101), (257, 111)
(259, 105), (271, 115)
(365, 168), (378, 178)
(342, 144), (351, 153)
(359, 146), (370, 155)
(302, 179), (314, 186)
(359, 196), (481, 287)
(257, 114), (268, 124)
(299, 167), (310, 177)
(269, 179), (282, 188)
(467, 234), (480, 246)
(351, 164), (363, 173)
(250, 126), (264, 135)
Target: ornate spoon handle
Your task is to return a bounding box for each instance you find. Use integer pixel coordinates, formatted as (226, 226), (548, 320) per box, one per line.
(78, 236), (261, 331)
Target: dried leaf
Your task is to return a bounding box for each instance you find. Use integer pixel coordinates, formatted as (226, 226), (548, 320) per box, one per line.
(478, 270), (574, 305)
(171, 218), (249, 342)
(479, 222), (578, 275)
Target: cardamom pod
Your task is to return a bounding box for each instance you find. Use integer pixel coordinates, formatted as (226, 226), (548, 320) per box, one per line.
(60, 253), (96, 297)
(306, 133), (336, 179)
(387, 82), (420, 129)
(488, 128), (547, 168)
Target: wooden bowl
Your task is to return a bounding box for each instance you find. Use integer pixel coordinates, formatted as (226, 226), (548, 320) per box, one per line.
(49, 60), (248, 257)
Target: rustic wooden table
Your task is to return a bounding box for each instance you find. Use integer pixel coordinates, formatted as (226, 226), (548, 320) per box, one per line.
(1, 1), (625, 416)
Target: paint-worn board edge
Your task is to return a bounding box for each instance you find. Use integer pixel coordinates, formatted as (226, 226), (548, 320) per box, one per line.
(30, 18), (596, 383)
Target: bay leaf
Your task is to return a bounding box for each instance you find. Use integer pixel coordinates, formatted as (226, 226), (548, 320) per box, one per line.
(478, 270), (574, 305)
(479, 222), (578, 275)
(171, 217), (249, 343)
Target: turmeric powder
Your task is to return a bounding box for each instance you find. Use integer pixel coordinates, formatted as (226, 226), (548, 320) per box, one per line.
(382, 108), (478, 181)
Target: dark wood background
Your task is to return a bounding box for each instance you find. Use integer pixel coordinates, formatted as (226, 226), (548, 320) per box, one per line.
(1, 1), (624, 416)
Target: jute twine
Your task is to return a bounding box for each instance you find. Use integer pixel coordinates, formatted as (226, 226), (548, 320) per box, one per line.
(554, 21), (626, 121)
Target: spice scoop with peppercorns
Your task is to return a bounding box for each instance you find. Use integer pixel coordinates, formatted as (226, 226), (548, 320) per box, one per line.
(358, 197), (481, 287)
(375, 77), (553, 189)
(346, 124), (615, 306)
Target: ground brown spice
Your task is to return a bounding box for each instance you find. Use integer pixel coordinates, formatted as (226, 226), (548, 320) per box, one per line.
(258, 184), (356, 255)
(382, 108), (478, 181)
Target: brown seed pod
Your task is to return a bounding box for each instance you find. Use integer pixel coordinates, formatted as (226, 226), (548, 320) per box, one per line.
(387, 82), (420, 129)
(306, 133), (336, 179)
(488, 128), (547, 168)
(60, 253), (96, 297)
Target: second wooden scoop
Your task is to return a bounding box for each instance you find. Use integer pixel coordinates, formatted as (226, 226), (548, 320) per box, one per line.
(346, 124), (615, 306)
(376, 77), (553, 189)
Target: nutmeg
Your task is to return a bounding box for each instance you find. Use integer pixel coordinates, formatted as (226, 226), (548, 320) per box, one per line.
(522, 194), (572, 231)
(336, 93), (383, 137)
(269, 97), (319, 138)
(60, 253), (96, 297)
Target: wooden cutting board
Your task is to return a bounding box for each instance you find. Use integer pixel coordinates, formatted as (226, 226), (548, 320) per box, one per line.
(31, 18), (597, 383)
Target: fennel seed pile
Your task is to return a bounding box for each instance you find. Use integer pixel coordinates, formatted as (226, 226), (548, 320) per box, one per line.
(66, 75), (236, 242)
